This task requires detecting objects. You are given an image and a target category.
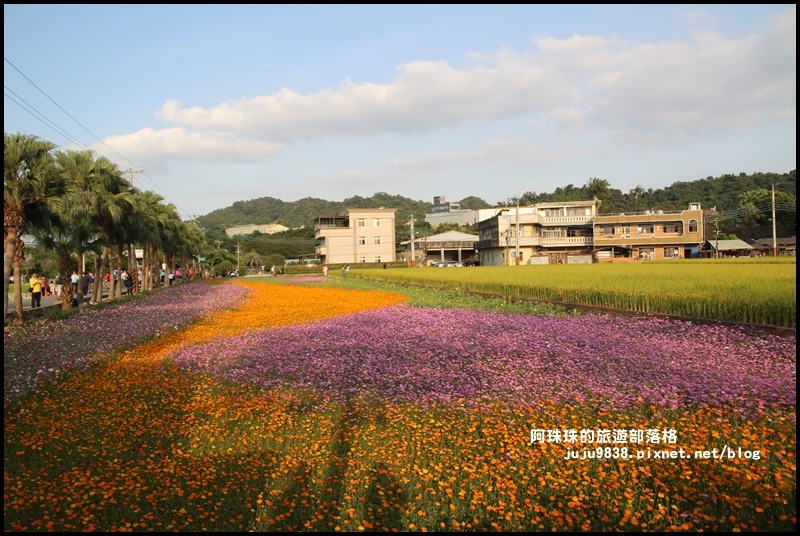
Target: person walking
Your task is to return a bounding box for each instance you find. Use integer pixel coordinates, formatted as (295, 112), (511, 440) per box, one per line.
(55, 273), (63, 299)
(41, 276), (51, 297)
(322, 264), (328, 277)
(71, 271), (79, 294)
(82, 272), (94, 298)
(123, 269), (133, 295)
(29, 272), (43, 308)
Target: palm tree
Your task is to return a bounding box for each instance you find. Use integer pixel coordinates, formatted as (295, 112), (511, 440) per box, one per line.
(157, 207), (184, 288)
(4, 133), (58, 322)
(177, 224), (204, 279)
(585, 177), (611, 213)
(117, 188), (153, 295)
(136, 191), (166, 292)
(629, 185), (645, 213)
(55, 151), (135, 304)
(585, 177), (610, 198)
(243, 250), (262, 274)
(30, 203), (95, 310)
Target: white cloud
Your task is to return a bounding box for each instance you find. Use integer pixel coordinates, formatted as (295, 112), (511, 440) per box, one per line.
(96, 127), (285, 163)
(152, 11), (794, 151)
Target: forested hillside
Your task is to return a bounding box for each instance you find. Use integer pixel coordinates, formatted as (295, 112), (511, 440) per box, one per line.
(198, 193), (433, 230)
(197, 170), (795, 232)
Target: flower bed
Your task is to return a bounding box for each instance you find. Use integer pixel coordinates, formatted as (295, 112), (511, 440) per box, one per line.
(4, 280), (796, 532)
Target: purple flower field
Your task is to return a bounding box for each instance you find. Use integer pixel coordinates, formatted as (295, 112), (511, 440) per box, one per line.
(4, 283), (249, 402)
(169, 305), (796, 414)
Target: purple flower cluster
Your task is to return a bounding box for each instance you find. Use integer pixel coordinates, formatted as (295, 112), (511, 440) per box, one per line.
(4, 283), (249, 402)
(169, 306), (796, 412)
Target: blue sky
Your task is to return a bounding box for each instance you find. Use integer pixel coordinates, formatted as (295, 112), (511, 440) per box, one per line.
(4, 5), (796, 219)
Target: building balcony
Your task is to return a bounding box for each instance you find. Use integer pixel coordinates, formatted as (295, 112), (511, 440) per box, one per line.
(539, 215), (594, 226)
(541, 236), (594, 247)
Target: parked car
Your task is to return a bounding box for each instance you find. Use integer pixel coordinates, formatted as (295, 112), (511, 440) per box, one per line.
(432, 261), (462, 267)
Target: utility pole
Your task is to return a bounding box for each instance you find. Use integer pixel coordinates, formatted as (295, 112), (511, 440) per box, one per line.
(772, 182), (779, 256)
(409, 215), (415, 267)
(504, 229), (510, 265)
(121, 168), (143, 186)
(515, 199), (520, 265)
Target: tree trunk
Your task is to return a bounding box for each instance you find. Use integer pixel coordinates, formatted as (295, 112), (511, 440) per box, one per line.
(105, 247), (117, 300)
(145, 244), (154, 291)
(162, 252), (169, 288)
(76, 252), (85, 304)
(12, 238), (25, 321)
(128, 243), (138, 294)
(58, 253), (74, 310)
(93, 247), (108, 304)
(115, 244), (124, 299)
(3, 222), (19, 324)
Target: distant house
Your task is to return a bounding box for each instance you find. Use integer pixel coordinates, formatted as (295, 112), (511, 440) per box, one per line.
(594, 203), (705, 261)
(744, 236), (796, 256)
(704, 239), (754, 258)
(314, 208), (397, 264)
(401, 230), (479, 265)
(424, 196), (476, 228)
(730, 224), (796, 257)
(225, 223), (289, 237)
(477, 201), (597, 265)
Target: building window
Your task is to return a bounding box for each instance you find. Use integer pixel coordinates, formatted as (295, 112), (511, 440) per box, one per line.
(688, 219), (698, 233)
(664, 246), (679, 259)
(358, 256), (366, 263)
(638, 247), (655, 260)
(357, 218), (366, 227)
(373, 236), (381, 245)
(374, 256), (381, 263)
(542, 228), (565, 238)
(566, 207), (590, 216)
(358, 236), (366, 245)
(373, 218), (380, 227)
(599, 225), (615, 236)
(663, 222), (682, 234)
(637, 223), (654, 235)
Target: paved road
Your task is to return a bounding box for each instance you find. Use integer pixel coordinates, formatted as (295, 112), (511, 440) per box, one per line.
(6, 290), (113, 315)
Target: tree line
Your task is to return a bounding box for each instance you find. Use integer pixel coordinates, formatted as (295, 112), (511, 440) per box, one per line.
(4, 133), (206, 323)
(199, 173), (795, 233)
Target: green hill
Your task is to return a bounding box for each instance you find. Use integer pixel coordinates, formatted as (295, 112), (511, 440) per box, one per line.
(197, 171), (795, 233)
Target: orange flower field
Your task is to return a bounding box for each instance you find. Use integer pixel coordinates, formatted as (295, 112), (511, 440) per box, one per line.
(4, 279), (796, 532)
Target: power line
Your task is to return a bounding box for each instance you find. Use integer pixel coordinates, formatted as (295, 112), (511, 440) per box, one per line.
(4, 87), (94, 153)
(5, 57), (136, 169)
(4, 56), (193, 218)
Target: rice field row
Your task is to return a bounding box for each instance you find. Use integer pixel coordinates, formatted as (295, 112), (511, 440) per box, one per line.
(347, 258), (797, 328)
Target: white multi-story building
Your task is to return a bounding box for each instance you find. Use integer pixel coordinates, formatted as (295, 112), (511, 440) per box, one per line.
(425, 195), (476, 228)
(225, 223), (289, 237)
(477, 201), (597, 265)
(314, 208), (397, 265)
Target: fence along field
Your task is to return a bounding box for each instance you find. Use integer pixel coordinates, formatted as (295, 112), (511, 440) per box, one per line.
(349, 258), (797, 329)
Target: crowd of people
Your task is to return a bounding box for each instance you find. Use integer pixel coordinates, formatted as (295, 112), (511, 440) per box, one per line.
(12, 266), (204, 310)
